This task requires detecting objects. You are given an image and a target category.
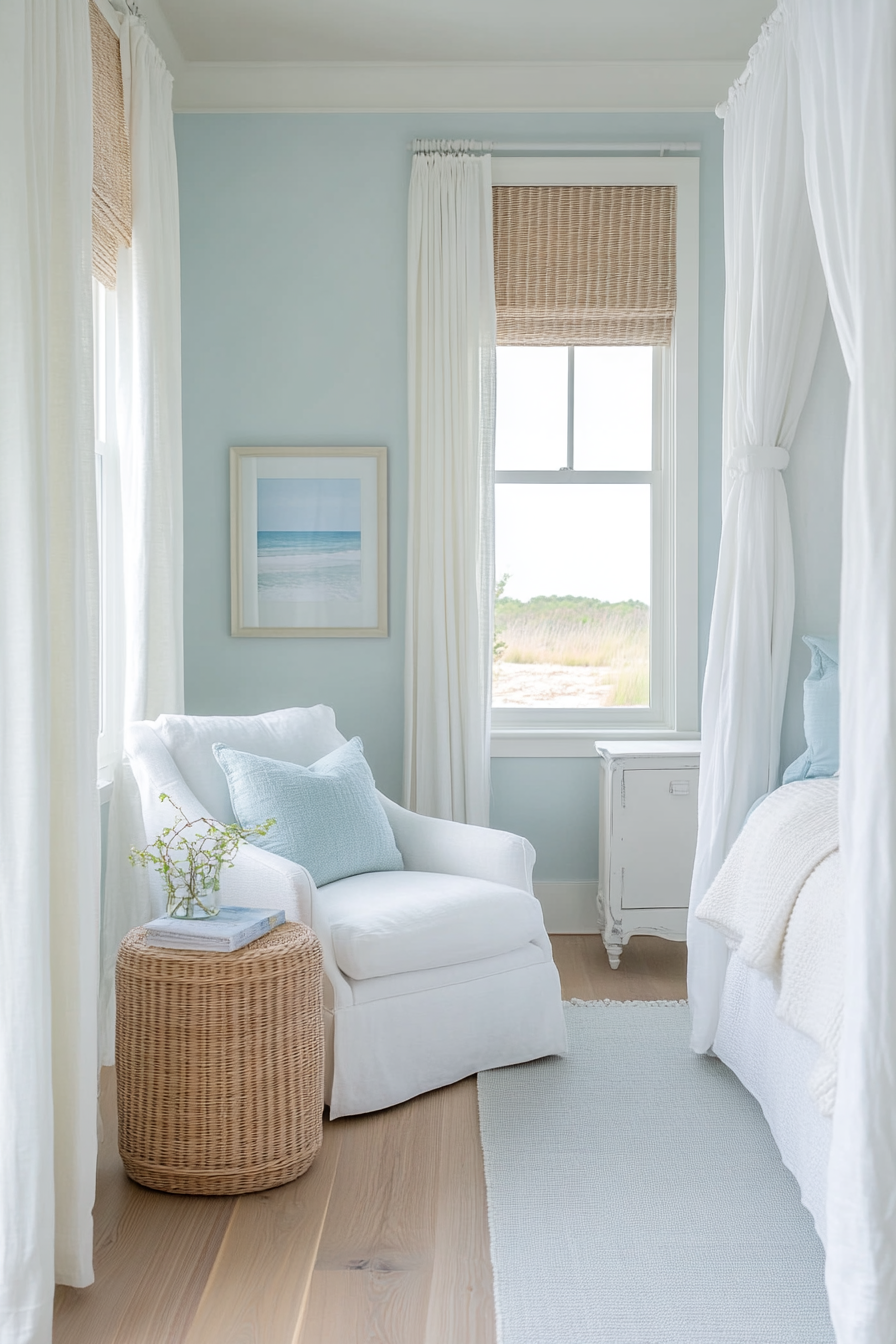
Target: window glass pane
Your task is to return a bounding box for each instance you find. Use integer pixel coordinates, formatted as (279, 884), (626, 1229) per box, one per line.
(495, 346), (568, 470)
(494, 484), (650, 708)
(573, 346), (652, 471)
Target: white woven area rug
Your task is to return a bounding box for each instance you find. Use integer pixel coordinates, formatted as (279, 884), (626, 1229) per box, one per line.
(477, 1001), (834, 1344)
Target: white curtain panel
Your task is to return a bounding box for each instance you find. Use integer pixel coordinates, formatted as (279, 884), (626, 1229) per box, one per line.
(794, 1), (896, 1337)
(0, 0), (100, 1335)
(688, 9), (827, 1052)
(404, 145), (496, 826)
(99, 15), (184, 1064)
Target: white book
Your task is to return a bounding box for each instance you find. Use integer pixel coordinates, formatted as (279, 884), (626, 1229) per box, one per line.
(144, 906), (286, 953)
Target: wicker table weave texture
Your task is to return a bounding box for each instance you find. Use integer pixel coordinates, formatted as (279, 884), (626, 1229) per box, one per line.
(116, 922), (324, 1196)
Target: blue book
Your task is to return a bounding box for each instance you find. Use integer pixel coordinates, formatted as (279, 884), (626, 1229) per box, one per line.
(144, 906), (286, 953)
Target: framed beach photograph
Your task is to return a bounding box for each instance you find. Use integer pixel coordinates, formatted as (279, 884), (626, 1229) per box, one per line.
(230, 446), (388, 637)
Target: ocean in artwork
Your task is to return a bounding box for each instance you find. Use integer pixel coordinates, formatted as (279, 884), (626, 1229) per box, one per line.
(257, 530), (362, 603)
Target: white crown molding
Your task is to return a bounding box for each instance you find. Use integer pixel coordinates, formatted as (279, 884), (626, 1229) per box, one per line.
(135, 2), (741, 114)
(164, 58), (742, 113)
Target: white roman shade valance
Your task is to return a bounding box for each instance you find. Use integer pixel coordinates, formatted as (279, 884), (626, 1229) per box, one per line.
(89, 0), (131, 289)
(492, 184), (677, 346)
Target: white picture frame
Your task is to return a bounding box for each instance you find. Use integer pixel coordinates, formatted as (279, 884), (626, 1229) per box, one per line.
(230, 446), (388, 637)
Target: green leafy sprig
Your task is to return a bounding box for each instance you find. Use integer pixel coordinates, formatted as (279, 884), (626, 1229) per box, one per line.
(130, 793), (276, 918)
(494, 571), (510, 660)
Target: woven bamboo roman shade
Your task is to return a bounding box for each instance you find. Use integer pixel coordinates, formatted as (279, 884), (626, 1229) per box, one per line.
(493, 185), (677, 346)
(89, 0), (131, 289)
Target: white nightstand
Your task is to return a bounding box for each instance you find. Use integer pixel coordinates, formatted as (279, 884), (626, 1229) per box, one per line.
(594, 740), (701, 969)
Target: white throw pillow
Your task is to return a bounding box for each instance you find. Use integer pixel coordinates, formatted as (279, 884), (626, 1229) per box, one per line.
(151, 705), (346, 821)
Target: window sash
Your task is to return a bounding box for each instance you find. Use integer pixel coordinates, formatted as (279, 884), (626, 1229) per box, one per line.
(493, 343), (670, 730)
(496, 471), (655, 484)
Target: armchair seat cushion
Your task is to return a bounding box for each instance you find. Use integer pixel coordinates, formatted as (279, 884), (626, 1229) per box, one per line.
(321, 870), (545, 981)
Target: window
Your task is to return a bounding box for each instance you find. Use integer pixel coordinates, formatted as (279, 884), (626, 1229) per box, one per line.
(93, 278), (124, 778)
(490, 158), (699, 738)
(495, 344), (656, 712)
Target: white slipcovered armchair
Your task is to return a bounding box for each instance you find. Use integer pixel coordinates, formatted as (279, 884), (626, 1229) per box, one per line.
(124, 705), (567, 1118)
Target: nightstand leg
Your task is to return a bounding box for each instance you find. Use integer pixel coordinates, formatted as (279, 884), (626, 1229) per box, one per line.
(603, 936), (623, 970)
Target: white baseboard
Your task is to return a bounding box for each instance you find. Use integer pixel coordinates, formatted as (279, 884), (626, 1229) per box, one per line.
(534, 881), (601, 935)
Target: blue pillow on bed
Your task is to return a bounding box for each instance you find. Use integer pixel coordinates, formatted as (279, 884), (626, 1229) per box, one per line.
(212, 736), (403, 887)
(782, 636), (839, 784)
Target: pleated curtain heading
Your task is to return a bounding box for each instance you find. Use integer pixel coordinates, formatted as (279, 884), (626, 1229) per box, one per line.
(493, 185), (676, 346)
(89, 0), (131, 289)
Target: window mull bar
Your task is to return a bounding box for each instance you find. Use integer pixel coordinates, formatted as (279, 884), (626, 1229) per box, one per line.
(409, 140), (700, 154)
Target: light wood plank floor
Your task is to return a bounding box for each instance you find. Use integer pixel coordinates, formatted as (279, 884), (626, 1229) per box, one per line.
(54, 935), (686, 1344)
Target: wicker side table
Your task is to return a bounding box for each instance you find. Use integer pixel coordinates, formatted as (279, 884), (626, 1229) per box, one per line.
(115, 922), (323, 1196)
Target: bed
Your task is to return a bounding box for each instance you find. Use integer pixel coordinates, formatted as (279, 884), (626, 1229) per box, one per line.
(715, 953), (832, 1244)
(696, 776), (843, 1247)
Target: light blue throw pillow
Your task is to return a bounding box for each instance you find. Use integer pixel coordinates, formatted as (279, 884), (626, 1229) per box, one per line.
(782, 636), (839, 784)
(212, 737), (403, 887)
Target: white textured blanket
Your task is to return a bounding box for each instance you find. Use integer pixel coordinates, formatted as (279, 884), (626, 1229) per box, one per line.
(696, 778), (843, 1114)
(778, 851), (843, 1115)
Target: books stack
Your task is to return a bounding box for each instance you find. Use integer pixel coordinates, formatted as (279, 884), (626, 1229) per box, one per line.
(144, 907), (286, 953)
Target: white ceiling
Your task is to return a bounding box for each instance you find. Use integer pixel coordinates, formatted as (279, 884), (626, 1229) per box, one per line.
(157, 0), (772, 66)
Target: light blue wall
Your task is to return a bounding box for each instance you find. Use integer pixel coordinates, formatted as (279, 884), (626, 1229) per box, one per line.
(176, 110), (725, 881)
(489, 758), (601, 881)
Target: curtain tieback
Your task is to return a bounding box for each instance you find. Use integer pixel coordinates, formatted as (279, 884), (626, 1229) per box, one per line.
(729, 444), (790, 476)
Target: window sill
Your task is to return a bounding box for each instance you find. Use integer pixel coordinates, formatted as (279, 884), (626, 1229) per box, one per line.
(490, 729), (700, 758)
(97, 773), (115, 805)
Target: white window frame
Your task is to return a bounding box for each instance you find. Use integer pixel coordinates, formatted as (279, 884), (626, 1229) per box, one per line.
(94, 278), (125, 787)
(490, 157), (699, 753)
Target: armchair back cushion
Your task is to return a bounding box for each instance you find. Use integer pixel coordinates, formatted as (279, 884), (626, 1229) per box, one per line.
(151, 705), (346, 822)
(214, 737), (404, 887)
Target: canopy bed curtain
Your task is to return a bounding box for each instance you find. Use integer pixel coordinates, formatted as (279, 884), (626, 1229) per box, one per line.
(793, 1), (896, 1337)
(404, 141), (496, 826)
(687, 5), (827, 1053)
(0, 0), (100, 1335)
(693, 1), (896, 1339)
(98, 8), (184, 1064)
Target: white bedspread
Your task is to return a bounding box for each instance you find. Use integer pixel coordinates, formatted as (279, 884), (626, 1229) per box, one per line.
(696, 779), (844, 1114)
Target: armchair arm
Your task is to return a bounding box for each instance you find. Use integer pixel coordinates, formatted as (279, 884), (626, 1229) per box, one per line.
(217, 843), (315, 927)
(377, 793), (536, 894)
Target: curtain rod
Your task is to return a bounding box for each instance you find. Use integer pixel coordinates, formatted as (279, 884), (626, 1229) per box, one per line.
(409, 141), (700, 154)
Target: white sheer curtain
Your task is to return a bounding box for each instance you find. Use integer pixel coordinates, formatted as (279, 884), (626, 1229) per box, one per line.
(404, 143), (496, 826)
(687, 9), (827, 1051)
(99, 13), (184, 1063)
(794, 1), (896, 1337)
(0, 0), (100, 1336)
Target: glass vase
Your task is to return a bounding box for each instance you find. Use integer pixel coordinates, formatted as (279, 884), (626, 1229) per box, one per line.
(166, 882), (220, 920)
